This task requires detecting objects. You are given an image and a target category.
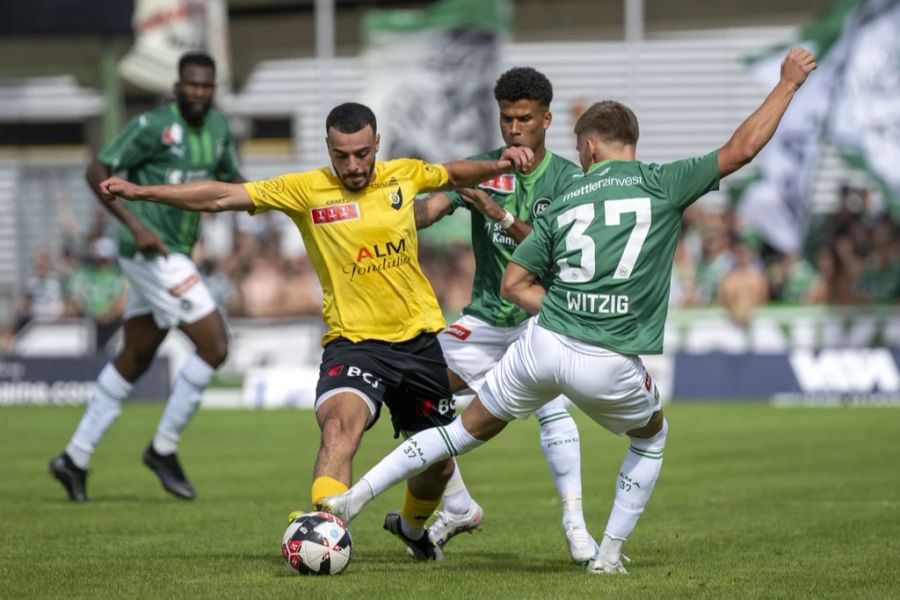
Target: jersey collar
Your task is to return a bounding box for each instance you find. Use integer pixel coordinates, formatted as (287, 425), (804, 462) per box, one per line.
(519, 149), (553, 184)
(169, 102), (208, 130)
(586, 158), (628, 175)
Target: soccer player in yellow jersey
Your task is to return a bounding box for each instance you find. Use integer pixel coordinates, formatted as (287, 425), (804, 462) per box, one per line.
(98, 102), (534, 560)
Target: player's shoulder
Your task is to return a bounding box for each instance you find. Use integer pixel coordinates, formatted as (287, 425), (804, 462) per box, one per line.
(202, 107), (231, 131)
(545, 151), (582, 183)
(134, 103), (177, 130)
(296, 165), (334, 185)
(554, 166), (589, 196)
(378, 157), (444, 178)
(548, 151), (580, 171)
(646, 151), (717, 174)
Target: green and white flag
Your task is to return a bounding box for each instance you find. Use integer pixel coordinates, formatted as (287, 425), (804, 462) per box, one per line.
(362, 0), (511, 162)
(828, 0), (900, 211)
(739, 0), (899, 252)
(739, 0), (861, 253)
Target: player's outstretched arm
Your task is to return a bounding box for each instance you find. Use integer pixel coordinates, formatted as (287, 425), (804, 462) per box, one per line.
(99, 176), (254, 212)
(443, 146), (534, 189)
(414, 193), (454, 229)
(717, 47), (817, 178)
(86, 159), (170, 256)
(500, 262), (545, 314)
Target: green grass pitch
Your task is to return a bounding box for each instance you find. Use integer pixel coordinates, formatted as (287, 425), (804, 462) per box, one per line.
(1, 403), (898, 599)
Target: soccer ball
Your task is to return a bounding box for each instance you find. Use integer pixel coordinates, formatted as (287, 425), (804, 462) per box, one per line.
(281, 512), (353, 575)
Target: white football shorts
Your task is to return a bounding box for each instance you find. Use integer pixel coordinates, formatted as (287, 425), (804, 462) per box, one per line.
(480, 318), (661, 435)
(439, 314), (570, 418)
(439, 314), (528, 391)
(119, 253), (217, 329)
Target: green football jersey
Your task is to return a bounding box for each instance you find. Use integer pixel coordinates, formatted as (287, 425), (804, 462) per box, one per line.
(97, 102), (240, 257)
(447, 148), (581, 327)
(512, 152), (720, 354)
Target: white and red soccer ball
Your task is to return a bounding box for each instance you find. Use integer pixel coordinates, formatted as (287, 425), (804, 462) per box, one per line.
(282, 512), (353, 575)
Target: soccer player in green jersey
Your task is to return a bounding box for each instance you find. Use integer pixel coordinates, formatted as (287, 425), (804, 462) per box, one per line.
(320, 48), (817, 573)
(413, 67), (592, 562)
(49, 52), (243, 502)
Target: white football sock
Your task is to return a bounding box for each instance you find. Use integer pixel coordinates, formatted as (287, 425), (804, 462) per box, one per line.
(66, 363), (132, 469)
(153, 354), (214, 455)
(441, 458), (476, 515)
(603, 418), (668, 553)
(348, 418), (483, 520)
(536, 401), (585, 528)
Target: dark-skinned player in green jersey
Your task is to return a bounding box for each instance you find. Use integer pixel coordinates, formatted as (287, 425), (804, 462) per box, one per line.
(49, 52), (244, 502)
(413, 67), (593, 563)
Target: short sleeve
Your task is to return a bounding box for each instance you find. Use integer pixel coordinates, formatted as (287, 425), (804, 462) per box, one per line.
(97, 114), (157, 172)
(215, 129), (241, 181)
(510, 212), (554, 277)
(656, 151), (720, 210)
(399, 159), (448, 193)
(242, 172), (311, 215)
(444, 190), (467, 211)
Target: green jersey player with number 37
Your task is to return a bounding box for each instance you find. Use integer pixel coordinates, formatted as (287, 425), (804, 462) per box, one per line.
(320, 48), (817, 574)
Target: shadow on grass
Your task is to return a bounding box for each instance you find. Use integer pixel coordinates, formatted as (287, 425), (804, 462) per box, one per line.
(262, 549), (588, 578)
(43, 494), (184, 505)
(350, 549), (582, 573)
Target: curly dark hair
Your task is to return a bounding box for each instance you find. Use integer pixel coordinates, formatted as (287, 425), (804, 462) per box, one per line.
(178, 52), (216, 78)
(493, 67), (553, 107)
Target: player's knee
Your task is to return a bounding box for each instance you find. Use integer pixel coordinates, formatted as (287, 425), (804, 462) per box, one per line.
(627, 410), (665, 439)
(202, 340), (228, 368)
(628, 416), (668, 450)
(117, 348), (154, 380)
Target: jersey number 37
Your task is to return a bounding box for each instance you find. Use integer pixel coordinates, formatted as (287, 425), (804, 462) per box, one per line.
(556, 198), (652, 283)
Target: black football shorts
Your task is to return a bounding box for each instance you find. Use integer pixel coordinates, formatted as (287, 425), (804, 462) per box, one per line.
(315, 332), (455, 437)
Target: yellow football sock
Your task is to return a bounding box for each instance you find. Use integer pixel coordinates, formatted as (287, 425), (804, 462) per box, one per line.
(400, 488), (441, 529)
(311, 476), (349, 508)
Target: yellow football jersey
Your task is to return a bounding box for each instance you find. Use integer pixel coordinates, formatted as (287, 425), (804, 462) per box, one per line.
(243, 159), (449, 345)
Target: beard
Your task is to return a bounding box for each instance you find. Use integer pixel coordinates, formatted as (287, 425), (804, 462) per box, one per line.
(335, 164), (373, 191)
(177, 97), (212, 125)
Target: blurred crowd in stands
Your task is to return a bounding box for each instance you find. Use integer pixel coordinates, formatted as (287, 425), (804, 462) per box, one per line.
(1, 182), (897, 355)
(674, 184), (898, 325)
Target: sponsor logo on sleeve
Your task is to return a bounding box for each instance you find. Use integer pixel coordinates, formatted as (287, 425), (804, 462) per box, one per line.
(478, 174), (515, 194)
(161, 123), (183, 146)
(311, 202), (361, 225)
